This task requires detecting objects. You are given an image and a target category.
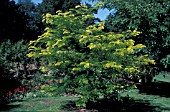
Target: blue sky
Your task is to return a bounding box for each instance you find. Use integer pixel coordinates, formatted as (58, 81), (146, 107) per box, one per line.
(13, 0), (114, 21)
(81, 0), (114, 21)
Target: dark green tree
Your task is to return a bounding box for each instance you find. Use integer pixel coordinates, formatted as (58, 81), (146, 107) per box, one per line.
(36, 0), (81, 28)
(17, 2), (44, 40)
(98, 0), (170, 71)
(37, 0), (80, 15)
(16, 0), (81, 39)
(13, 0), (81, 41)
(0, 0), (30, 41)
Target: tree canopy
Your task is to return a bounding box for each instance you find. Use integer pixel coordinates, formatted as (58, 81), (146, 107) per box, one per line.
(0, 0), (30, 41)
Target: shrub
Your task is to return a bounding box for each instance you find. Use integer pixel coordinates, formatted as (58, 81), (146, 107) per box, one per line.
(0, 39), (40, 104)
(27, 5), (155, 107)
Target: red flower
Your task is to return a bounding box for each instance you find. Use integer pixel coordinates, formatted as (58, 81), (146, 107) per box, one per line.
(14, 88), (19, 93)
(21, 87), (26, 92)
(8, 91), (12, 96)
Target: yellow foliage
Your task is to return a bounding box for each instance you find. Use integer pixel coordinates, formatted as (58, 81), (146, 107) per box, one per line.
(124, 67), (140, 73)
(27, 52), (34, 57)
(127, 46), (134, 53)
(94, 1), (104, 7)
(55, 61), (63, 66)
(40, 66), (48, 72)
(40, 50), (51, 55)
(88, 43), (96, 49)
(134, 44), (146, 49)
(149, 60), (156, 64)
(82, 79), (88, 84)
(114, 40), (123, 45)
(124, 39), (135, 46)
(72, 67), (81, 71)
(56, 10), (62, 14)
(132, 85), (137, 89)
(131, 30), (140, 36)
(56, 50), (67, 54)
(28, 46), (37, 50)
(63, 29), (70, 34)
(75, 4), (88, 9)
(80, 62), (93, 68)
(97, 22), (105, 30)
(116, 34), (124, 38)
(104, 62), (122, 69)
(52, 39), (65, 48)
(75, 5), (81, 8)
(86, 29), (92, 34)
(29, 40), (36, 45)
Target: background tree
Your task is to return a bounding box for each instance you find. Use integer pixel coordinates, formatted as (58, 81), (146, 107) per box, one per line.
(17, 2), (44, 40)
(0, 0), (30, 41)
(16, 0), (82, 39)
(98, 0), (170, 71)
(37, 0), (80, 15)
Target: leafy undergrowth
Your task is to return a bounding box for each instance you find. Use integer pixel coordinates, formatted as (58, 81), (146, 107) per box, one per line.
(1, 72), (170, 112)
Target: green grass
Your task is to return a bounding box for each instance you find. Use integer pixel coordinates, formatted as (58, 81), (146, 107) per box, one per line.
(122, 89), (170, 112)
(0, 96), (78, 112)
(121, 72), (170, 112)
(1, 72), (170, 112)
(153, 72), (170, 82)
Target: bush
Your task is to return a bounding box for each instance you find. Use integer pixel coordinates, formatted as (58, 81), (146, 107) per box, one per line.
(0, 39), (40, 104)
(27, 5), (155, 107)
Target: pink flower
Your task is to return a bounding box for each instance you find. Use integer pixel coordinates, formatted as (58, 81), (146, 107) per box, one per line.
(8, 91), (12, 96)
(37, 86), (40, 90)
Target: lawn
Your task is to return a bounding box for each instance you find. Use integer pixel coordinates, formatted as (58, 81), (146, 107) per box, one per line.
(1, 72), (170, 112)
(0, 96), (78, 112)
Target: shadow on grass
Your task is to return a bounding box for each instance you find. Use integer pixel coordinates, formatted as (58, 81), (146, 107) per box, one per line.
(138, 81), (170, 97)
(62, 97), (160, 112)
(0, 104), (21, 111)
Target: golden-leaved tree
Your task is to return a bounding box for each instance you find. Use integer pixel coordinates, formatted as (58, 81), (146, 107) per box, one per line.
(27, 4), (155, 107)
